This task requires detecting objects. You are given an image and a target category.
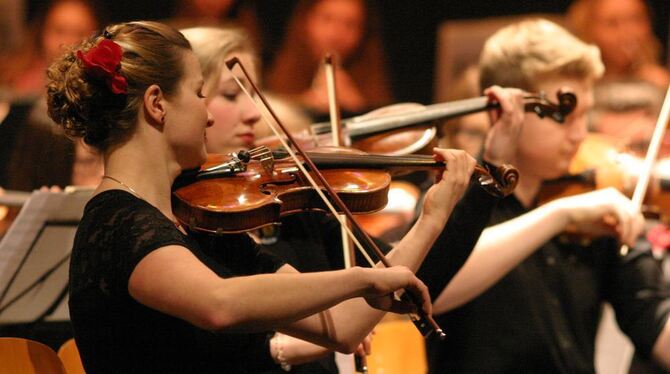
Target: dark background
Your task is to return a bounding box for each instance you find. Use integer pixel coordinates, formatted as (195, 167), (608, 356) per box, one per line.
(26, 0), (670, 104)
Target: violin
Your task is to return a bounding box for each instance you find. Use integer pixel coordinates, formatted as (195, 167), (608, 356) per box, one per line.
(172, 146), (519, 234)
(538, 133), (670, 219)
(256, 90), (577, 156)
(212, 56), (523, 339)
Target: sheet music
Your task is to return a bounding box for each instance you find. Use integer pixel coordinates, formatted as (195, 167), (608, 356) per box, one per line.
(0, 190), (30, 207)
(0, 188), (92, 322)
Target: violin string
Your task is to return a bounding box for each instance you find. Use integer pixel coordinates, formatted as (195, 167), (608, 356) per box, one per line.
(309, 152), (435, 163)
(282, 152), (441, 175)
(227, 61), (376, 267)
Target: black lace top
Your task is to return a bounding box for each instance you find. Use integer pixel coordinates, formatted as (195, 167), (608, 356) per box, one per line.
(69, 190), (284, 373)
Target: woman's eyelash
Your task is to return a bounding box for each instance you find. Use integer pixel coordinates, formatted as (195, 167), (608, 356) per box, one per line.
(221, 92), (238, 100)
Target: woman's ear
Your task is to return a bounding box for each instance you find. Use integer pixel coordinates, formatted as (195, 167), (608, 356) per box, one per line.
(143, 84), (166, 126)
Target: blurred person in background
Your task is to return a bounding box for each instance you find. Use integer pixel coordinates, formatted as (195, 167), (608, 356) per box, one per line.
(0, 0), (104, 193)
(588, 79), (664, 154)
(568, 0), (670, 88)
(168, 0), (262, 52)
(0, 0), (100, 100)
(0, 0), (25, 57)
(265, 0), (393, 121)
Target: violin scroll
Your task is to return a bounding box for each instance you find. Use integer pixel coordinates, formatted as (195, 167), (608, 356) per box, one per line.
(524, 89), (577, 124)
(475, 162), (520, 197)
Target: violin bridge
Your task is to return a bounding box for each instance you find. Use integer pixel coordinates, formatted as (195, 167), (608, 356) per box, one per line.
(249, 146), (275, 176)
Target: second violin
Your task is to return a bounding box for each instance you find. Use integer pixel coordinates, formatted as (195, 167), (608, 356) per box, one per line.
(256, 90), (577, 156)
(539, 133), (670, 220)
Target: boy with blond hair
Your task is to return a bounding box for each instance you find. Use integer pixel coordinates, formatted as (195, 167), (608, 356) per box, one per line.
(428, 19), (670, 373)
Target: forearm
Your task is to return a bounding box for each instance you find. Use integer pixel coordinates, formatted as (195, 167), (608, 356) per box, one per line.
(271, 217), (445, 352)
(214, 267), (368, 332)
(382, 213), (444, 271)
(433, 200), (568, 313)
(279, 294), (383, 353)
(129, 248), (369, 334)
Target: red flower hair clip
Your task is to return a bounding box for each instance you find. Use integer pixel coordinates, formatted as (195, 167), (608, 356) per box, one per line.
(76, 39), (128, 94)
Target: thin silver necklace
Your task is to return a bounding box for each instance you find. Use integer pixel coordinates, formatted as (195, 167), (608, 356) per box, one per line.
(102, 175), (141, 198)
(102, 175), (182, 229)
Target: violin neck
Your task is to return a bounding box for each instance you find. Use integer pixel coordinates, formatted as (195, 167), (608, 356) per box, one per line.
(305, 152), (443, 172)
(310, 97), (493, 138)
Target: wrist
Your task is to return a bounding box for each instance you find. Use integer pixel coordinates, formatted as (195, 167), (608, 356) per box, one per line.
(347, 266), (372, 298)
(539, 200), (572, 232)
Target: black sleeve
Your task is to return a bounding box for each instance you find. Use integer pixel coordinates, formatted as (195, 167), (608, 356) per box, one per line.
(255, 244), (288, 273)
(416, 181), (500, 299)
(194, 232), (286, 276)
(69, 192), (192, 296)
(603, 240), (670, 357)
(117, 202), (192, 290)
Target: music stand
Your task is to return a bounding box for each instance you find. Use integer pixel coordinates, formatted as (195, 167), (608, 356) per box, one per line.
(0, 187), (92, 324)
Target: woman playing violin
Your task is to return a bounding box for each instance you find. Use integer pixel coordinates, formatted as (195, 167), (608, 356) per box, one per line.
(182, 25), (528, 372)
(428, 19), (670, 373)
(49, 21), (483, 373)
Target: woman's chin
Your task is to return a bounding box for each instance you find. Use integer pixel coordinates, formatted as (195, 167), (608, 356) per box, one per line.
(181, 150), (208, 170)
(543, 165), (570, 180)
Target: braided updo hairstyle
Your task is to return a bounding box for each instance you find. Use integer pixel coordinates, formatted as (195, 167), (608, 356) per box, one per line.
(47, 21), (191, 152)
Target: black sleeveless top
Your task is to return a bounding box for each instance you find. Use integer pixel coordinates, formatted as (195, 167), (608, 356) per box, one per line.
(69, 190), (284, 373)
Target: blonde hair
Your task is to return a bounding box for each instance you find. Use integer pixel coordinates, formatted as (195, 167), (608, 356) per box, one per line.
(479, 19), (604, 91)
(46, 21), (191, 151)
(180, 26), (256, 98)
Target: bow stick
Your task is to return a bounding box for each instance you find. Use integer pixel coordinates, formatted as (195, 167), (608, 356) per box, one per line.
(226, 57), (445, 339)
(620, 84), (670, 255)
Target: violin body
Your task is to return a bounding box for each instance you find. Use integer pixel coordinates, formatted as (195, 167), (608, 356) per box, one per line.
(174, 146), (519, 234)
(173, 151), (391, 234)
(539, 133), (670, 219)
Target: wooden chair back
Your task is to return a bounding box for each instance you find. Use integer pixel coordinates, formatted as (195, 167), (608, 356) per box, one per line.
(366, 318), (427, 374)
(57, 338), (86, 374)
(0, 337), (66, 374)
